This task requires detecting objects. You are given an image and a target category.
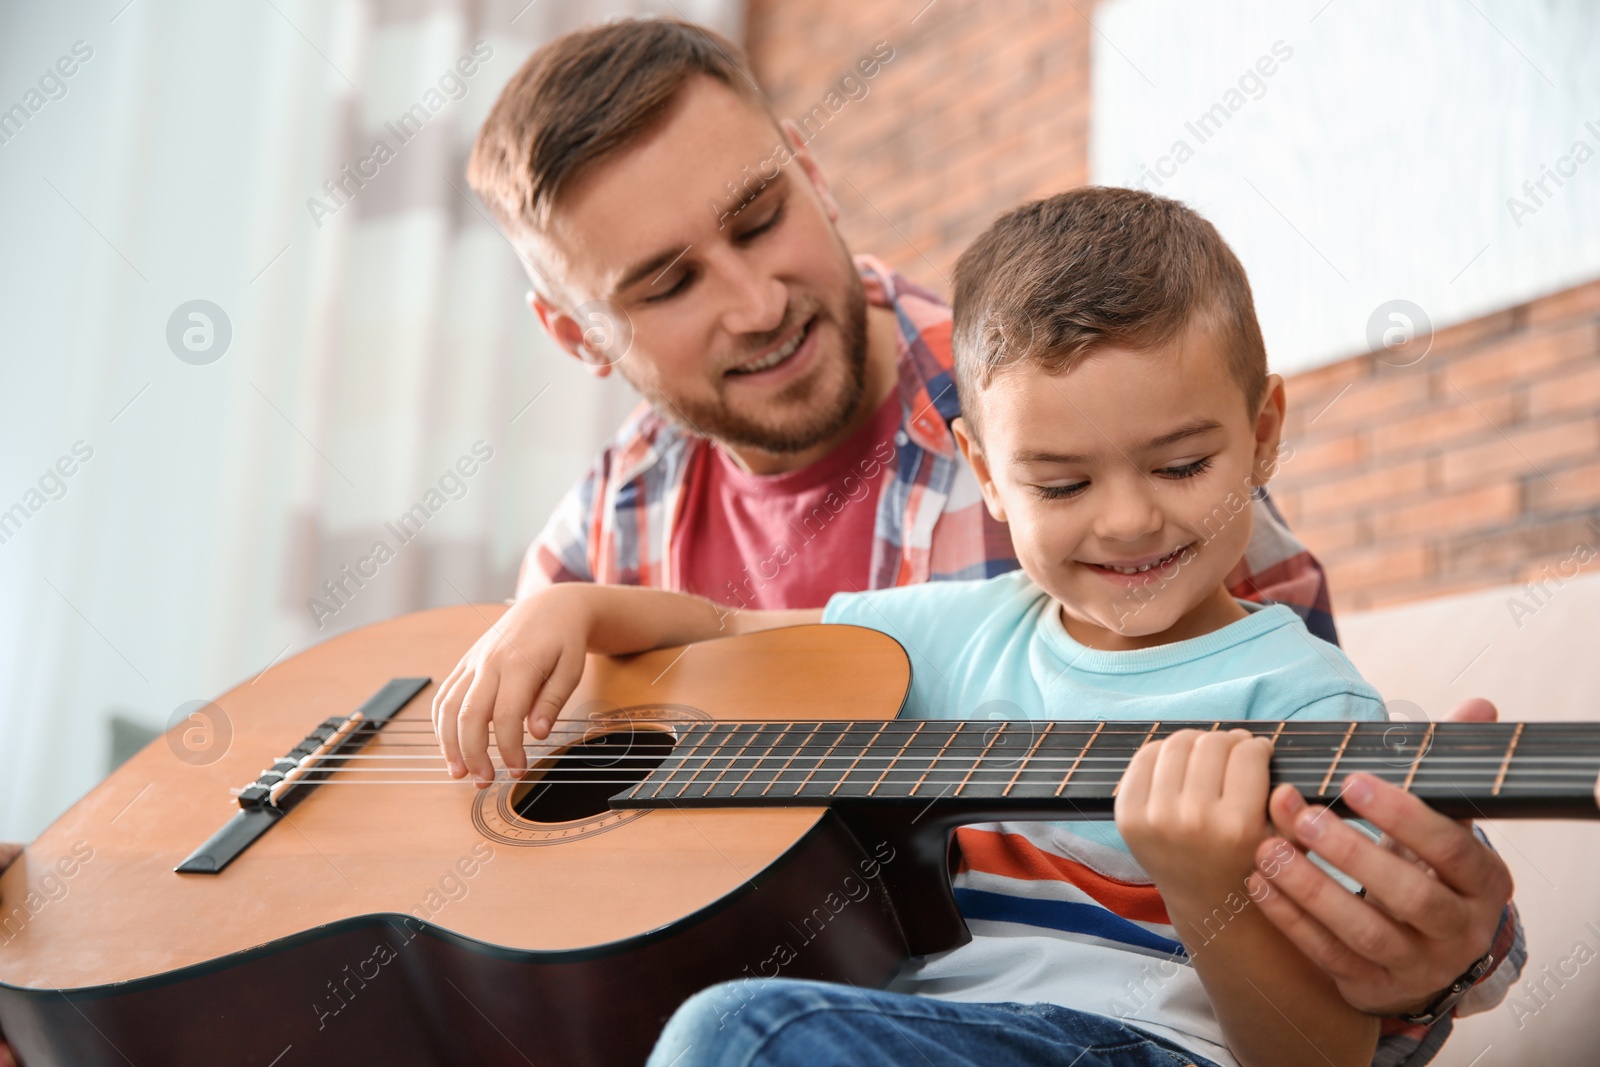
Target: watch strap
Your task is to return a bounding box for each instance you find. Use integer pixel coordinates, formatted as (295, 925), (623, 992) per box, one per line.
(1397, 952), (1496, 1026)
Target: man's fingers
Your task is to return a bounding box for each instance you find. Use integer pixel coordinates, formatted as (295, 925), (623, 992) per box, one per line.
(0, 842), (22, 874)
(1247, 857), (1385, 987)
(1442, 697), (1497, 724)
(1286, 799), (1470, 942)
(1268, 782), (1308, 839)
(1253, 829), (1420, 961)
(1340, 772), (1510, 901)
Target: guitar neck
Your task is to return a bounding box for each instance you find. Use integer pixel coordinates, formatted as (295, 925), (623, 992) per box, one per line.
(613, 719), (1600, 821)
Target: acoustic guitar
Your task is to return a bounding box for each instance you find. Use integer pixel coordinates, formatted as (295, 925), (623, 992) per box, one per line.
(1, 604), (1595, 1066)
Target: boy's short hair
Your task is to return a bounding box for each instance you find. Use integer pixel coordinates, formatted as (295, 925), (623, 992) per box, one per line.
(951, 187), (1269, 430)
(468, 18), (773, 240)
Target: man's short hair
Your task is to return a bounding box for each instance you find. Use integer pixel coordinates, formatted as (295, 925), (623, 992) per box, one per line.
(951, 186), (1269, 428)
(468, 17), (772, 241)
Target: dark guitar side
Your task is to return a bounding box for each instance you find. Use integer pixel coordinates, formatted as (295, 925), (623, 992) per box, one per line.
(0, 811), (910, 1067)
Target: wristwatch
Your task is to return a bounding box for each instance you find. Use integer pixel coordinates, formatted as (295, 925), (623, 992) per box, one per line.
(1397, 952), (1496, 1026)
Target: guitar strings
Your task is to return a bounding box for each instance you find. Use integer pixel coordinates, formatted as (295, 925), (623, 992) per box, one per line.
(261, 753), (1600, 783)
(299, 753), (1600, 766)
(236, 721), (1600, 791)
(263, 779), (1600, 789)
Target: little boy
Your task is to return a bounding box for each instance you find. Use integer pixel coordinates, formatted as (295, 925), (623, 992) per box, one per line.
(435, 187), (1386, 1067)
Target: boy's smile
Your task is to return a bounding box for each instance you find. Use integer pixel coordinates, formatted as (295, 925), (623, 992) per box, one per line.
(955, 316), (1286, 651)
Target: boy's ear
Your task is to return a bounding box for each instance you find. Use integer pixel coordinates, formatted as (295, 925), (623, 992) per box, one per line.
(952, 416), (1009, 523)
(529, 290), (616, 379)
(1249, 374), (1287, 486)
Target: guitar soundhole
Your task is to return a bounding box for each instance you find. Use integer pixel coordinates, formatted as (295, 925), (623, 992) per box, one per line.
(512, 728), (676, 824)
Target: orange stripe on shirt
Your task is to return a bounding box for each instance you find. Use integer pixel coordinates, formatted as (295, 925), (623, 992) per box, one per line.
(956, 827), (1171, 925)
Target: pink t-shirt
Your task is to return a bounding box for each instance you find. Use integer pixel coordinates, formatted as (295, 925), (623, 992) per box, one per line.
(674, 391), (902, 609)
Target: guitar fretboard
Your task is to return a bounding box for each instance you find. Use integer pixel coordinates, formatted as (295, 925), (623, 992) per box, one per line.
(615, 719), (1600, 820)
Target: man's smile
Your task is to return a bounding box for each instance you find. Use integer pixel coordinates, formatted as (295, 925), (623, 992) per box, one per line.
(726, 315), (817, 378)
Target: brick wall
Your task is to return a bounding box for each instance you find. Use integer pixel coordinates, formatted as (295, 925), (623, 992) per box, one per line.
(744, 0), (1091, 290)
(742, 4), (1600, 617)
(1276, 281), (1600, 614)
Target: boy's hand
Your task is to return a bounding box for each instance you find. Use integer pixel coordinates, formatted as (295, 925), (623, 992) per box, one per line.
(1116, 729), (1274, 912)
(432, 586), (593, 787)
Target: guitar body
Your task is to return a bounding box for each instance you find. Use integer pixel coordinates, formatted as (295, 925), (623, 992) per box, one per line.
(7, 606), (1596, 1066)
(0, 607), (920, 1067)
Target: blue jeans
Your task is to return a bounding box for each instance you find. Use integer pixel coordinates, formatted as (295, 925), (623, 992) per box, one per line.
(646, 978), (1223, 1067)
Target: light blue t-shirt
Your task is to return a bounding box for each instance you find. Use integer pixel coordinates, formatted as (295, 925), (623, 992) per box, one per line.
(822, 569), (1387, 849)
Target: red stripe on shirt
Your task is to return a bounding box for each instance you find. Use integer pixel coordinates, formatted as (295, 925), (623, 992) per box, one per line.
(956, 827), (1172, 925)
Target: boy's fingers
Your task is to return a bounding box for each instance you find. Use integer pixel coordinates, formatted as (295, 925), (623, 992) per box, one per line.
(1184, 729), (1237, 800)
(457, 666), (502, 786)
(527, 647), (585, 741)
(435, 668), (474, 777)
(1222, 735), (1272, 819)
(491, 670), (540, 778)
(1114, 736), (1157, 814)
(432, 662), (466, 734)
(1149, 730), (1198, 798)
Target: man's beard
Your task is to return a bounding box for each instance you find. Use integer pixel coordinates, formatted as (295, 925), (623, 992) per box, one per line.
(629, 275), (870, 456)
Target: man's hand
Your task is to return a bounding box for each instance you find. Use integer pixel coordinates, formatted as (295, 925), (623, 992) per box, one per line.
(1, 840), (21, 1067)
(1250, 698), (1514, 1017)
(432, 587), (594, 788)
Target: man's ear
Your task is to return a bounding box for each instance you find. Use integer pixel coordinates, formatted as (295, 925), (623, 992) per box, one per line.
(779, 118), (842, 223)
(952, 416), (1008, 524)
(1250, 373), (1287, 486)
(529, 290), (615, 379)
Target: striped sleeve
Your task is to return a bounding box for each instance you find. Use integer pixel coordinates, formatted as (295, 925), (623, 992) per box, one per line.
(515, 462), (601, 597)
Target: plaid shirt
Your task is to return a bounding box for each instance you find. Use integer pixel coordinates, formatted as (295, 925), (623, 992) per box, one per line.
(518, 255), (1522, 1063)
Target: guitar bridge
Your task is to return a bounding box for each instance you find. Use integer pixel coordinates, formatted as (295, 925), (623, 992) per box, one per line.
(175, 677), (430, 874)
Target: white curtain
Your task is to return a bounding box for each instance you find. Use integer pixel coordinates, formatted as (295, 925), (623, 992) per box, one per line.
(0, 0), (743, 841)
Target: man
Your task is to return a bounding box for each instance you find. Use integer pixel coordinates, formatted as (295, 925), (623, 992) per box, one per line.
(453, 16), (1520, 1065)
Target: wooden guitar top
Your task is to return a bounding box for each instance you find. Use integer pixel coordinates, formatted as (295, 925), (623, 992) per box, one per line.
(0, 606), (910, 989)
